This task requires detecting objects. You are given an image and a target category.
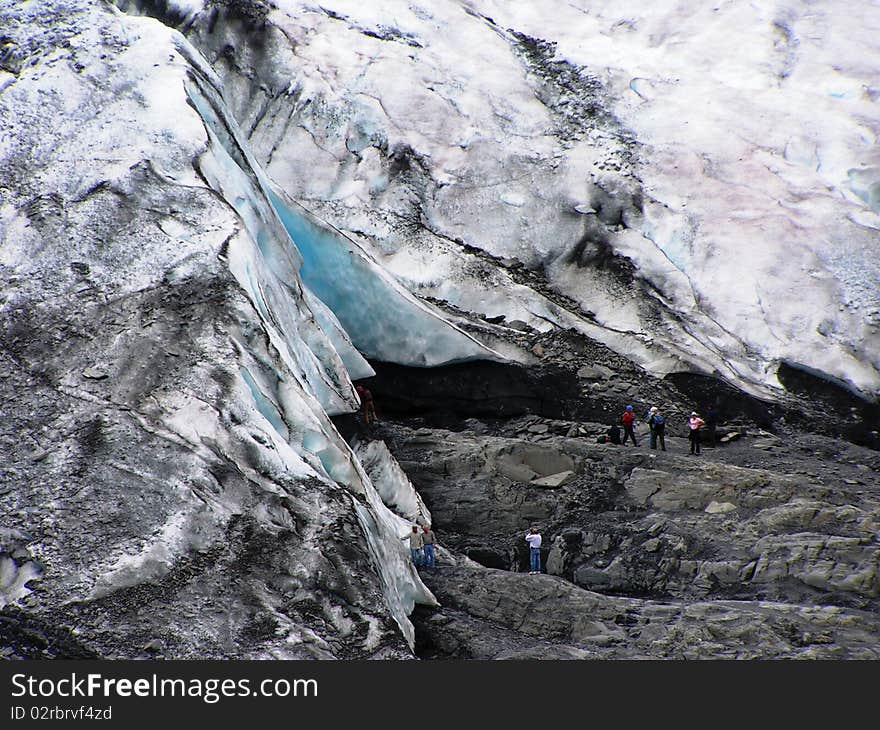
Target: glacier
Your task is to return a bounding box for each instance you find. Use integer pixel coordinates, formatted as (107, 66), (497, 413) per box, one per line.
(139, 0), (879, 402)
(0, 0), (447, 656)
(2, 0), (879, 661)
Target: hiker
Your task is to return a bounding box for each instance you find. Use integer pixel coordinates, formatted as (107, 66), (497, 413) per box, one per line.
(606, 423), (622, 445)
(688, 411), (706, 455)
(648, 407), (667, 451)
(705, 403), (719, 446)
(646, 406), (657, 444)
(401, 524), (424, 566)
(525, 527), (542, 574)
(422, 524), (437, 570)
(356, 384), (378, 426)
(621, 405), (639, 446)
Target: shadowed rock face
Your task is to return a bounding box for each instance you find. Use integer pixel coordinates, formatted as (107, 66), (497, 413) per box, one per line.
(368, 345), (879, 450)
(392, 421), (880, 607)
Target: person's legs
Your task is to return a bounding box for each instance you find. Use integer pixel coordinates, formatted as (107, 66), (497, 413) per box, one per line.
(650, 429), (657, 449)
(658, 430), (666, 451)
(689, 431), (696, 454)
(424, 544), (435, 569)
(529, 548), (540, 573)
(695, 431), (701, 455)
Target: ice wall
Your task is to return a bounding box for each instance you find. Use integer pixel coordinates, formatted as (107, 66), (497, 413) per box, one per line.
(174, 32), (438, 645)
(0, 0), (445, 656)
(354, 439), (431, 526)
(165, 0), (879, 402)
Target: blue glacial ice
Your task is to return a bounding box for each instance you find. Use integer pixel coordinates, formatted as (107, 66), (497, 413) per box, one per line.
(268, 189), (505, 368)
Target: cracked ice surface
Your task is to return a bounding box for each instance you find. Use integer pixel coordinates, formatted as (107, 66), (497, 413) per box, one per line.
(268, 189), (506, 368)
(197, 0), (879, 400)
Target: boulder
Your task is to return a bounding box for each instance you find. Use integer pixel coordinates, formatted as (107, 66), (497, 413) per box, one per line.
(531, 470), (575, 488)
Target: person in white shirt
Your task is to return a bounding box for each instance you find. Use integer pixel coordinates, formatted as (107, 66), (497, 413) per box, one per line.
(401, 525), (424, 566)
(525, 527), (542, 574)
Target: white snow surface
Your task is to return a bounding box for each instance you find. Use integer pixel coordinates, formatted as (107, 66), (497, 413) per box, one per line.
(223, 0), (880, 399)
(0, 556), (42, 609)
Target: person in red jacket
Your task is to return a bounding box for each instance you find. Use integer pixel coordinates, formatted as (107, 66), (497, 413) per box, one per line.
(621, 405), (639, 446)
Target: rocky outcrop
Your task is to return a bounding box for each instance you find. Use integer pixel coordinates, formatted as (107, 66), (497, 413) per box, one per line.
(385, 417), (880, 649)
(414, 566), (880, 659)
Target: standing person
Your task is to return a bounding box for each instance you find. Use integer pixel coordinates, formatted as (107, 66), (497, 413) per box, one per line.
(688, 411), (706, 455)
(401, 525), (424, 567)
(705, 403), (719, 447)
(621, 405), (639, 446)
(356, 385), (378, 426)
(649, 407), (667, 451)
(646, 406), (658, 448)
(422, 524), (436, 570)
(525, 527), (542, 574)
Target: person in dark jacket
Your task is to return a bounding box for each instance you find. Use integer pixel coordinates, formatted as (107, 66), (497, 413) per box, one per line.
(704, 403), (719, 447)
(356, 385), (377, 426)
(607, 423), (622, 444)
(648, 407), (667, 451)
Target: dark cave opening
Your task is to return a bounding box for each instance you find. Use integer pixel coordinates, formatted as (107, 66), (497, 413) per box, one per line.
(776, 361), (879, 450)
